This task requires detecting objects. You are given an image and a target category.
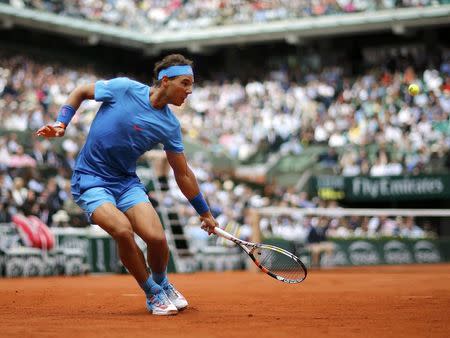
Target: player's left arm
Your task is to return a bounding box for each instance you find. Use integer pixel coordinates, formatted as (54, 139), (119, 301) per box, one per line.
(165, 151), (218, 233)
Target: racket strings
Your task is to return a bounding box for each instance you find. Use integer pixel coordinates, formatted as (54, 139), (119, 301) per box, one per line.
(254, 247), (305, 281)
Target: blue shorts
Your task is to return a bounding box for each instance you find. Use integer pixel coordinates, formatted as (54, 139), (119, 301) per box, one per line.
(71, 171), (150, 218)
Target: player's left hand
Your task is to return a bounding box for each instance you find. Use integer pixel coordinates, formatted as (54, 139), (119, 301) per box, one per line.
(36, 124), (66, 138)
(200, 214), (218, 235)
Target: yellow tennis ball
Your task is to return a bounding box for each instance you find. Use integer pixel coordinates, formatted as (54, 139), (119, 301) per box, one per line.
(408, 84), (420, 96)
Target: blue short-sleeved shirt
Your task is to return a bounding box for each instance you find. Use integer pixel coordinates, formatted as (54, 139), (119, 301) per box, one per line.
(74, 77), (184, 179)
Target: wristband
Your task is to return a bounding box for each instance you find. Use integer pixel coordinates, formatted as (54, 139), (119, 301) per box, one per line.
(189, 193), (210, 215)
(56, 104), (76, 126)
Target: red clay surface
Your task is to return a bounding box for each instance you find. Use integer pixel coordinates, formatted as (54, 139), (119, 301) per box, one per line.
(1, 264), (450, 338)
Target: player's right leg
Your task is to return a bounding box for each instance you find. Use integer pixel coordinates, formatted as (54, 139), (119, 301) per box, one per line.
(91, 203), (177, 315)
(91, 203), (149, 282)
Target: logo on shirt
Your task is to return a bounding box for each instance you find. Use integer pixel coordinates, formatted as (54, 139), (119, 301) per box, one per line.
(133, 124), (143, 132)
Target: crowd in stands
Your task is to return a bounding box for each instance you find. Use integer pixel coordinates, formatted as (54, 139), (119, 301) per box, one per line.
(1, 46), (447, 243)
(177, 166), (438, 250)
(0, 54), (98, 227)
(259, 213), (436, 242)
(3, 0), (444, 32)
(183, 50), (450, 177)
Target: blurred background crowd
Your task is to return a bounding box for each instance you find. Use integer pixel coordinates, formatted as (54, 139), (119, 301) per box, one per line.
(3, 0), (445, 32)
(0, 0), (449, 254)
(182, 53), (450, 174)
(1, 43), (447, 242)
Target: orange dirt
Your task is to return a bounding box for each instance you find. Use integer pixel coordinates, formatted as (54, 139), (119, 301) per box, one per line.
(1, 264), (449, 338)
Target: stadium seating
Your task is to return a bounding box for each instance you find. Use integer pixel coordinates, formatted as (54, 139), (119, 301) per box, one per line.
(5, 0), (442, 31)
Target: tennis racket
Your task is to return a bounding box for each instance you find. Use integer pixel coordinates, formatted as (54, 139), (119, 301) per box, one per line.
(212, 226), (307, 284)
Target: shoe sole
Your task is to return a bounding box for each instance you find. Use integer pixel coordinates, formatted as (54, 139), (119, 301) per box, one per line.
(152, 309), (178, 316)
(146, 304), (178, 316)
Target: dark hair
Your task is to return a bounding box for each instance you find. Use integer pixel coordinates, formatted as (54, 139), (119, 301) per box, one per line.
(153, 54), (194, 87)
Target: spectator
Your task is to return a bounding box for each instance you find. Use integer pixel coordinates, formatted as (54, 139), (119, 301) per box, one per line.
(399, 216), (425, 238)
(306, 216), (334, 267)
(8, 145), (37, 168)
(319, 147), (339, 168)
(0, 202), (12, 223)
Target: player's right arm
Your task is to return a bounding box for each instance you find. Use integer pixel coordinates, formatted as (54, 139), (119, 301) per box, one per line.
(36, 84), (95, 138)
(37, 77), (130, 138)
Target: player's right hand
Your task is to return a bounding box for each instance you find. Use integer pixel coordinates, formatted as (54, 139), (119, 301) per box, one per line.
(36, 124), (66, 138)
(200, 215), (219, 235)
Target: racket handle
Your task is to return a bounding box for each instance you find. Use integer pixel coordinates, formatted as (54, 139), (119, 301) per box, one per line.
(213, 226), (235, 241)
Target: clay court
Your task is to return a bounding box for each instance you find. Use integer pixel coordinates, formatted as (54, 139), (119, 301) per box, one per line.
(1, 264), (449, 338)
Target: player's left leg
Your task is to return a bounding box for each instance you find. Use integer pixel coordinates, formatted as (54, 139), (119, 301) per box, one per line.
(125, 201), (169, 274)
(124, 201), (188, 310)
(117, 184), (188, 310)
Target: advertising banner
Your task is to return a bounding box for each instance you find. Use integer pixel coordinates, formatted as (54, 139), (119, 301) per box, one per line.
(262, 237), (447, 268)
(326, 238), (443, 266)
(315, 175), (450, 201)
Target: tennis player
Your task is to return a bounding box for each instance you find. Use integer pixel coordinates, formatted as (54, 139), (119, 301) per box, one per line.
(36, 54), (218, 315)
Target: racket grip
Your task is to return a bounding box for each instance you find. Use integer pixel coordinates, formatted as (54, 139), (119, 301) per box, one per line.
(212, 226), (235, 241)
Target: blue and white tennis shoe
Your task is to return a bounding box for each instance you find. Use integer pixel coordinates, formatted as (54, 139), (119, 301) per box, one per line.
(146, 289), (178, 316)
(161, 280), (188, 310)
